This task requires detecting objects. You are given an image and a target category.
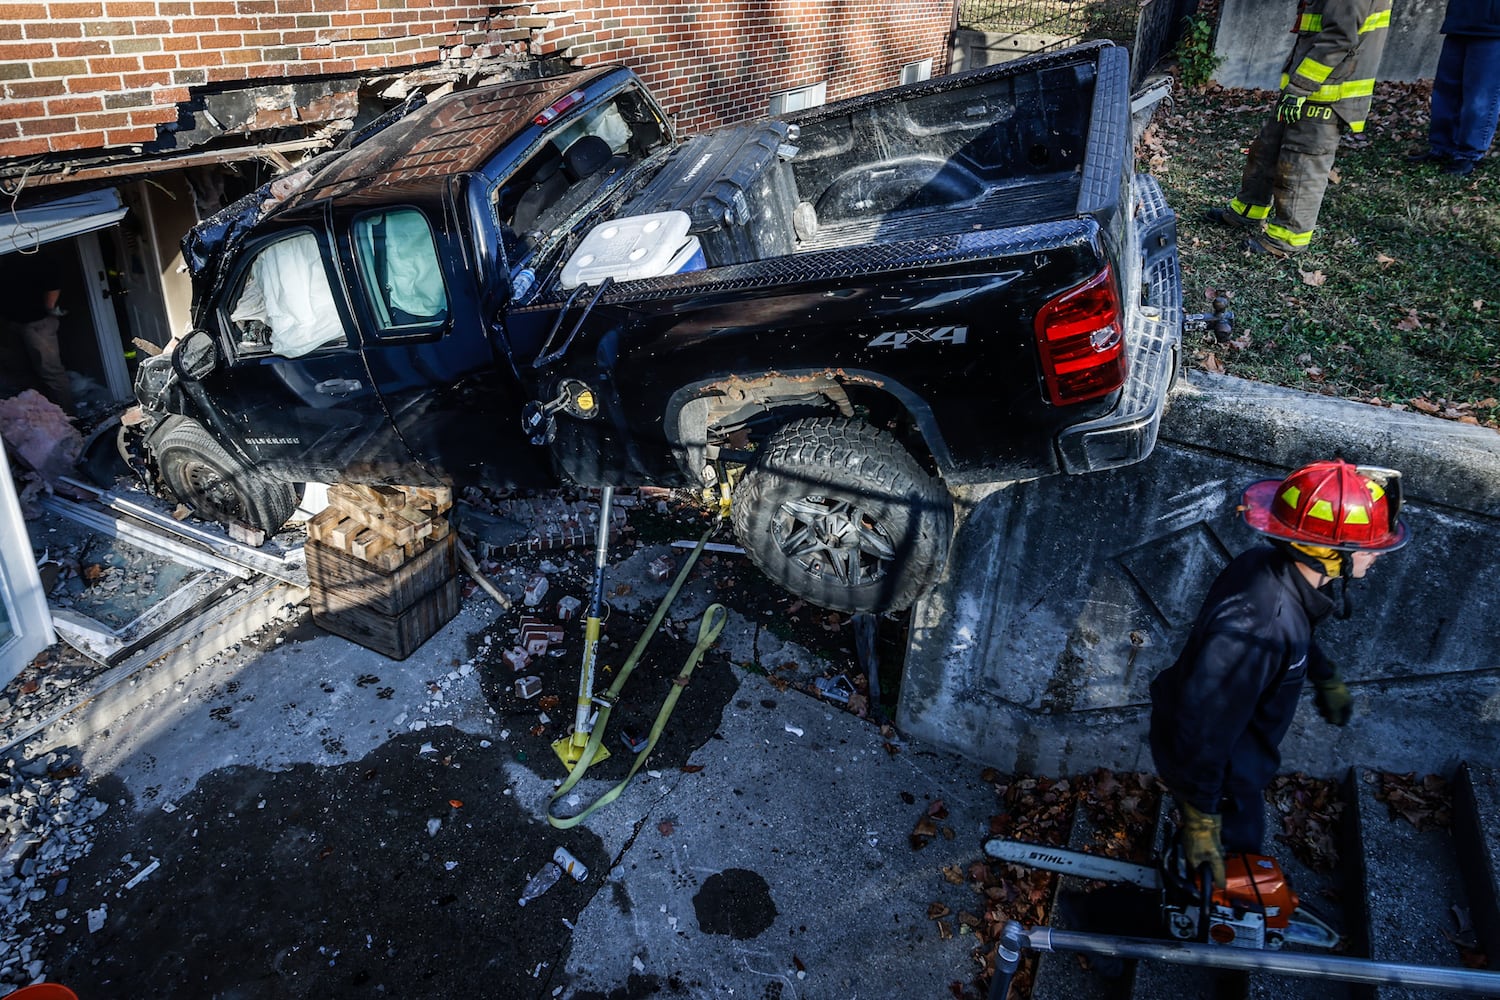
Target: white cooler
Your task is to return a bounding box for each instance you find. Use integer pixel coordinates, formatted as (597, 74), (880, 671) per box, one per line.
(560, 210), (706, 289)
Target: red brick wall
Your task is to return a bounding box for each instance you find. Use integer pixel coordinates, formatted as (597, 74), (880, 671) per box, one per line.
(0, 1), (953, 161)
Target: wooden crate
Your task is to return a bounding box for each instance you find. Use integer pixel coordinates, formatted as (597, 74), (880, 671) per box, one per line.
(311, 577), (461, 661)
(307, 534), (459, 659)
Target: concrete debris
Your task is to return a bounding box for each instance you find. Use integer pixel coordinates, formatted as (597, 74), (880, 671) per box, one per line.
(0, 748), (109, 992)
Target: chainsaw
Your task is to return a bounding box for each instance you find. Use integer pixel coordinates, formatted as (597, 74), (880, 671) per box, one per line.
(983, 837), (1341, 951)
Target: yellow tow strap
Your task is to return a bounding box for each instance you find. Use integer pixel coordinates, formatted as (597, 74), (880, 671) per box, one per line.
(546, 522), (727, 829)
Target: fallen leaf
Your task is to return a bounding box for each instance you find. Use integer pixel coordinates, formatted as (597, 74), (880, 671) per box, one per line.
(1410, 397), (1441, 413)
(680, 764), (704, 774)
(1327, 166), (1340, 184)
(1201, 352), (1226, 374)
(927, 902), (953, 920)
(942, 864), (965, 885)
(1376, 252), (1397, 267)
(1474, 300), (1485, 312)
(658, 819), (675, 836)
(792, 954), (806, 972)
(1299, 269), (1327, 287)
(1396, 308), (1424, 332)
(448, 799), (463, 808)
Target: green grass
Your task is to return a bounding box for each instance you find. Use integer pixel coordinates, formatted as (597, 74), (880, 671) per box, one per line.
(1141, 81), (1500, 429)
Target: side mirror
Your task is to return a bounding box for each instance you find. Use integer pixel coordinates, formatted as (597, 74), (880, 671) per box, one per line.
(173, 330), (218, 381)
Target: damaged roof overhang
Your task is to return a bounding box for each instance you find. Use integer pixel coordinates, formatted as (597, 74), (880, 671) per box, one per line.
(1, 57), (548, 193)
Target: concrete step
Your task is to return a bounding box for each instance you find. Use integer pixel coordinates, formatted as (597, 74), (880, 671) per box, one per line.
(1351, 768), (1473, 1000)
(1244, 772), (1355, 1000)
(1029, 786), (1153, 1000)
(1452, 763), (1500, 971)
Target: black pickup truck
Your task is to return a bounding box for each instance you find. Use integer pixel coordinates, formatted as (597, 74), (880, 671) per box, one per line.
(128, 40), (1182, 613)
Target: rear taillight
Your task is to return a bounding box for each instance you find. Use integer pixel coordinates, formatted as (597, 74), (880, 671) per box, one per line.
(1033, 265), (1126, 406)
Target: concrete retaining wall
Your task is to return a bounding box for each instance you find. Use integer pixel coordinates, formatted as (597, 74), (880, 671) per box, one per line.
(1212, 0), (1445, 90)
(898, 372), (1500, 779)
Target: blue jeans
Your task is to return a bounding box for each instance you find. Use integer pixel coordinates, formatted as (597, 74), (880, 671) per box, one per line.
(1430, 33), (1500, 162)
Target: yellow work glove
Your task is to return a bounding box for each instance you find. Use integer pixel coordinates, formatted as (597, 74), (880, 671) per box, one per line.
(1312, 672), (1354, 726)
(1180, 801), (1226, 889)
(1277, 92), (1306, 124)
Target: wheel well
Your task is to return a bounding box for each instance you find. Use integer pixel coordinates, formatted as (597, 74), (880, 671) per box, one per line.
(671, 373), (944, 484)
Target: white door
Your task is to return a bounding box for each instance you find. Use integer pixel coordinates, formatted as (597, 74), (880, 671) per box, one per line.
(0, 437), (53, 683)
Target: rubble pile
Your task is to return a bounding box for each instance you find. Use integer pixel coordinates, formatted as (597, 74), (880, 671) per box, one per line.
(0, 748), (108, 992)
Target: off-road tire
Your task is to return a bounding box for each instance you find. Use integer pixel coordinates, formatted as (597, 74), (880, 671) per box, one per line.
(731, 417), (952, 613)
(155, 421), (297, 535)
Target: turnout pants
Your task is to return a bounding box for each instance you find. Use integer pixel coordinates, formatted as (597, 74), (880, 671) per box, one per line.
(1228, 109), (1343, 254)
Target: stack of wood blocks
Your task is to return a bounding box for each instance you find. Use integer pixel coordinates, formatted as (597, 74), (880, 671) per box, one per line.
(308, 484), (452, 571)
(305, 484), (460, 660)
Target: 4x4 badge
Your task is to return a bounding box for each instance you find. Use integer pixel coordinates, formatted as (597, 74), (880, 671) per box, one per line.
(867, 326), (968, 349)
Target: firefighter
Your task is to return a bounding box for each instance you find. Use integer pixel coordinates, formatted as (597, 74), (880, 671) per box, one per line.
(1205, 0), (1393, 256)
(1148, 460), (1409, 888)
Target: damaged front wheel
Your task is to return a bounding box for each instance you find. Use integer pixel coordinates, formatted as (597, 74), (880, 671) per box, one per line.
(155, 421), (296, 536)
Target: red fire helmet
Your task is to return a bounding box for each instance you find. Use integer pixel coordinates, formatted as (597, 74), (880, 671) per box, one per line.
(1241, 460), (1409, 552)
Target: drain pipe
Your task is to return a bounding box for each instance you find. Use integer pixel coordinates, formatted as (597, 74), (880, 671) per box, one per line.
(987, 921), (1500, 998)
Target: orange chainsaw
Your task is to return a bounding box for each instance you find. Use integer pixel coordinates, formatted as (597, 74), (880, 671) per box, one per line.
(983, 837), (1341, 950)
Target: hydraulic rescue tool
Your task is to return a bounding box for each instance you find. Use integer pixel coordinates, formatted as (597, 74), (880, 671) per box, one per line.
(983, 837), (1341, 950)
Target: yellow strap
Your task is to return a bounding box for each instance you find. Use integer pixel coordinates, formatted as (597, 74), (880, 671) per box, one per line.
(546, 521), (727, 829)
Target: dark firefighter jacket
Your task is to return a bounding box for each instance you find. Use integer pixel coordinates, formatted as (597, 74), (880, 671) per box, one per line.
(1149, 546), (1336, 816)
(1281, 0), (1393, 131)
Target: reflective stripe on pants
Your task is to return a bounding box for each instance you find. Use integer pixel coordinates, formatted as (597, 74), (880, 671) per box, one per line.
(1234, 110), (1342, 252)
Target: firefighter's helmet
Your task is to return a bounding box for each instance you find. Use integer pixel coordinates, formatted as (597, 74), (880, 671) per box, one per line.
(1241, 460), (1409, 553)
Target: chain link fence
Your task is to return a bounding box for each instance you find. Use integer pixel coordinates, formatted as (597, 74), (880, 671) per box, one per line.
(957, 0), (1141, 44)
(956, 0), (1195, 87)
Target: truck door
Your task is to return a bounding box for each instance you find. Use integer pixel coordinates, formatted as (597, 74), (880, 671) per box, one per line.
(344, 203), (548, 490)
(199, 227), (415, 484)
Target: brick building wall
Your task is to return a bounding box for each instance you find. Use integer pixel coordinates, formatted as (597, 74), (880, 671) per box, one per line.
(1, 0), (955, 165)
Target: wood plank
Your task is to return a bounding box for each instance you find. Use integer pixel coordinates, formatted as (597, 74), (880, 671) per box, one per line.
(398, 484), (454, 513)
(328, 483), (407, 513)
(328, 500), (417, 546)
(306, 505), (344, 544)
(326, 516), (363, 552)
(350, 527), (394, 563)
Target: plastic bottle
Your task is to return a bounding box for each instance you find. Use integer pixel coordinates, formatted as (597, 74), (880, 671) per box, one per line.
(553, 846), (588, 883)
(518, 861), (562, 906)
(511, 267), (536, 301)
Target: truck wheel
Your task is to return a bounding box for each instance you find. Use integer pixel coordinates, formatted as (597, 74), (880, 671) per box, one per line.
(155, 422), (296, 535)
(732, 417), (952, 613)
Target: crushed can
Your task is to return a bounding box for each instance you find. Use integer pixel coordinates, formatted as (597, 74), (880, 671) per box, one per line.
(620, 726), (650, 754)
(553, 846), (588, 883)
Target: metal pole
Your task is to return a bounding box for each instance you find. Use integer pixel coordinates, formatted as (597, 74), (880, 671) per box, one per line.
(992, 921), (1500, 995)
(553, 486), (613, 769)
